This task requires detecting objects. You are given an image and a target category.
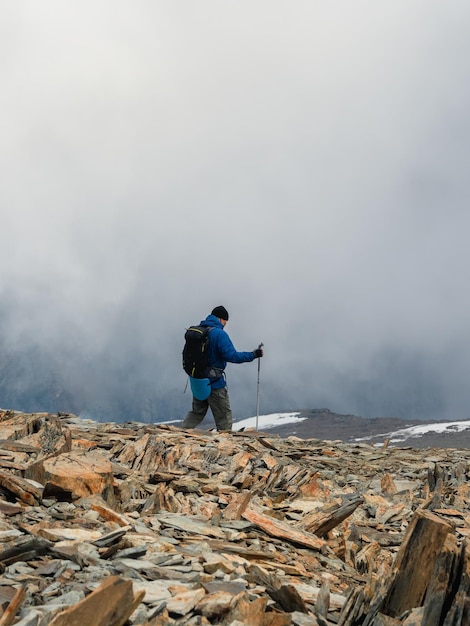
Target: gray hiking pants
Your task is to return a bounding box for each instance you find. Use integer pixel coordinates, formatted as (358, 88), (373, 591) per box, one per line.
(182, 387), (233, 431)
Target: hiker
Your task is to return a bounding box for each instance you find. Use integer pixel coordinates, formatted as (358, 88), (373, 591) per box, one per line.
(182, 305), (263, 431)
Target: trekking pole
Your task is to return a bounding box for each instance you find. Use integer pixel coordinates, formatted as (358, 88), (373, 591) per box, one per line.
(255, 343), (264, 431)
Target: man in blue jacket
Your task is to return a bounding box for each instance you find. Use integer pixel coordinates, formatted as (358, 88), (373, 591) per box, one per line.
(182, 305), (263, 431)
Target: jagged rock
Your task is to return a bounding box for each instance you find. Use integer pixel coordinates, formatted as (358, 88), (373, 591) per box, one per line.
(27, 450), (115, 504)
(0, 585), (26, 626)
(47, 575), (144, 626)
(0, 470), (43, 505)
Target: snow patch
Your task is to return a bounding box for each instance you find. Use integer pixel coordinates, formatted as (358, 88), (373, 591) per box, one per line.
(234, 412), (306, 431)
(355, 419), (470, 443)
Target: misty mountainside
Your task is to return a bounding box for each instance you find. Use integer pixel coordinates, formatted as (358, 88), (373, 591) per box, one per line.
(2, 290), (469, 426)
(0, 300), (467, 429)
(0, 330), (462, 427)
(1, 333), (470, 449)
(0, 342), (468, 445)
(0, 336), (183, 424)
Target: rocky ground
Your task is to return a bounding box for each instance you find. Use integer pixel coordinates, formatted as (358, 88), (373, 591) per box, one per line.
(1, 409), (470, 624)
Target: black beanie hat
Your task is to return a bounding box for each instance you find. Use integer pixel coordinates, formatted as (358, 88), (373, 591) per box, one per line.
(211, 305), (229, 321)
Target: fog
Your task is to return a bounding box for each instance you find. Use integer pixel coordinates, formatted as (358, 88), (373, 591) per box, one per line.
(1, 2), (470, 423)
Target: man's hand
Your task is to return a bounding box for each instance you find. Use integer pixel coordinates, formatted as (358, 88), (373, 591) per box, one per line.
(253, 348), (264, 358)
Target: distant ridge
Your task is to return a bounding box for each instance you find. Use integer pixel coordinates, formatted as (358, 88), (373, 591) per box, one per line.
(235, 408), (470, 449)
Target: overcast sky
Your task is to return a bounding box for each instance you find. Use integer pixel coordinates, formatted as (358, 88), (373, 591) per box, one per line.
(1, 2), (470, 422)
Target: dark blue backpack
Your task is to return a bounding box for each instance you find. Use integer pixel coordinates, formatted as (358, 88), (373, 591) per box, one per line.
(182, 326), (212, 378)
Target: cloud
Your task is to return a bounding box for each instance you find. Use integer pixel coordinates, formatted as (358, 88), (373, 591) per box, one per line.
(1, 2), (470, 422)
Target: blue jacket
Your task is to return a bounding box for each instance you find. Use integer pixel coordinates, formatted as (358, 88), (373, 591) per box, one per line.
(200, 315), (255, 389)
